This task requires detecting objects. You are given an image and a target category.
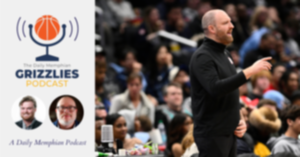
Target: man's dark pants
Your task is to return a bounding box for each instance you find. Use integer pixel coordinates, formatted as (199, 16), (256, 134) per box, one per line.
(195, 134), (237, 157)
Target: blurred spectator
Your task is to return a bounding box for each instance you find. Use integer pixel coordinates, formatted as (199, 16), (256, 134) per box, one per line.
(249, 6), (274, 33)
(108, 0), (136, 22)
(108, 47), (147, 93)
(189, 1), (212, 35)
(279, 71), (299, 101)
(224, 4), (247, 48)
(146, 45), (178, 104)
(134, 116), (152, 143)
(183, 0), (200, 22)
(96, 0), (120, 29)
(95, 105), (108, 147)
(134, 7), (163, 65)
(158, 83), (192, 123)
(273, 39), (292, 63)
(291, 90), (300, 106)
(165, 5), (192, 38)
(280, 24), (300, 57)
(249, 70), (272, 100)
(170, 65), (191, 98)
(106, 113), (142, 150)
(96, 61), (111, 112)
(243, 33), (276, 69)
(109, 73), (154, 124)
(96, 105), (108, 124)
(269, 63), (286, 91)
(181, 124), (199, 157)
(167, 113), (193, 157)
(157, 0), (178, 20)
(247, 103), (281, 145)
(267, 105), (300, 156)
(263, 90), (285, 110)
(236, 4), (250, 38)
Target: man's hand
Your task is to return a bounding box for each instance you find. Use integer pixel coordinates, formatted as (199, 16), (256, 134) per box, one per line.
(243, 57), (272, 79)
(234, 119), (247, 138)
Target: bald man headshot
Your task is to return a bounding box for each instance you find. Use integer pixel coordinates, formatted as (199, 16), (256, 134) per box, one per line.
(53, 96), (80, 130)
(189, 9), (272, 157)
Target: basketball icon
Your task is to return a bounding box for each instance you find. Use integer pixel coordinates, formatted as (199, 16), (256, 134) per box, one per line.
(34, 15), (60, 41)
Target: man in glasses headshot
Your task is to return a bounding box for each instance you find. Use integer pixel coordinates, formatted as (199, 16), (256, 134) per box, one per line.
(53, 96), (79, 130)
(16, 96), (42, 130)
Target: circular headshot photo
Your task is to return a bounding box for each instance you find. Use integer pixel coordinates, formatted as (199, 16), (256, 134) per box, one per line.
(12, 95), (45, 130)
(49, 95), (84, 130)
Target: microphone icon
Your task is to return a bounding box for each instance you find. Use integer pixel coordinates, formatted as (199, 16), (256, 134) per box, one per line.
(28, 15), (66, 61)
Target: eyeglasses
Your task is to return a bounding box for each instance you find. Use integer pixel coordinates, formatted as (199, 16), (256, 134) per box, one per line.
(56, 106), (77, 112)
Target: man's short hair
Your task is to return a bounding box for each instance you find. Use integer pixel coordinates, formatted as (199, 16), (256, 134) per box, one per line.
(19, 96), (36, 108)
(163, 83), (182, 96)
(281, 105), (300, 132)
(127, 73), (142, 84)
(257, 99), (277, 109)
(202, 11), (216, 32)
(250, 70), (272, 87)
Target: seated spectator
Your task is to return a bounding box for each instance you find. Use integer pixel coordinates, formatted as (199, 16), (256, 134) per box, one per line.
(263, 90), (285, 110)
(109, 73), (154, 124)
(108, 47), (147, 93)
(106, 113), (142, 150)
(146, 45), (178, 104)
(268, 63), (286, 91)
(273, 39), (292, 63)
(167, 113), (193, 157)
(158, 83), (192, 123)
(108, 0), (136, 22)
(96, 105), (108, 125)
(267, 105), (300, 156)
(291, 90), (300, 106)
(134, 7), (163, 65)
(249, 70), (272, 100)
(134, 116), (152, 143)
(243, 33), (276, 69)
(224, 4), (247, 48)
(170, 65), (191, 99)
(181, 124), (199, 157)
(182, 0), (200, 22)
(156, 0), (178, 20)
(247, 102), (281, 145)
(279, 71), (299, 101)
(189, 1), (212, 35)
(165, 4), (192, 38)
(249, 6), (274, 33)
(95, 60), (111, 112)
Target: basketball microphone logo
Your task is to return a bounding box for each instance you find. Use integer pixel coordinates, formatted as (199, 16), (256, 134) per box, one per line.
(16, 15), (79, 61)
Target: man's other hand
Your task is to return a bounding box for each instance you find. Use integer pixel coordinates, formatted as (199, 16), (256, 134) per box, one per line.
(234, 119), (247, 138)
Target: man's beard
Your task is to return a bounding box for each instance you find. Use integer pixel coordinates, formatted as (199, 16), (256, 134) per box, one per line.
(216, 30), (233, 45)
(59, 115), (75, 126)
(21, 113), (34, 121)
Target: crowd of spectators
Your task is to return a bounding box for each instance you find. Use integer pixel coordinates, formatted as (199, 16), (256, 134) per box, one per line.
(95, 0), (300, 156)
